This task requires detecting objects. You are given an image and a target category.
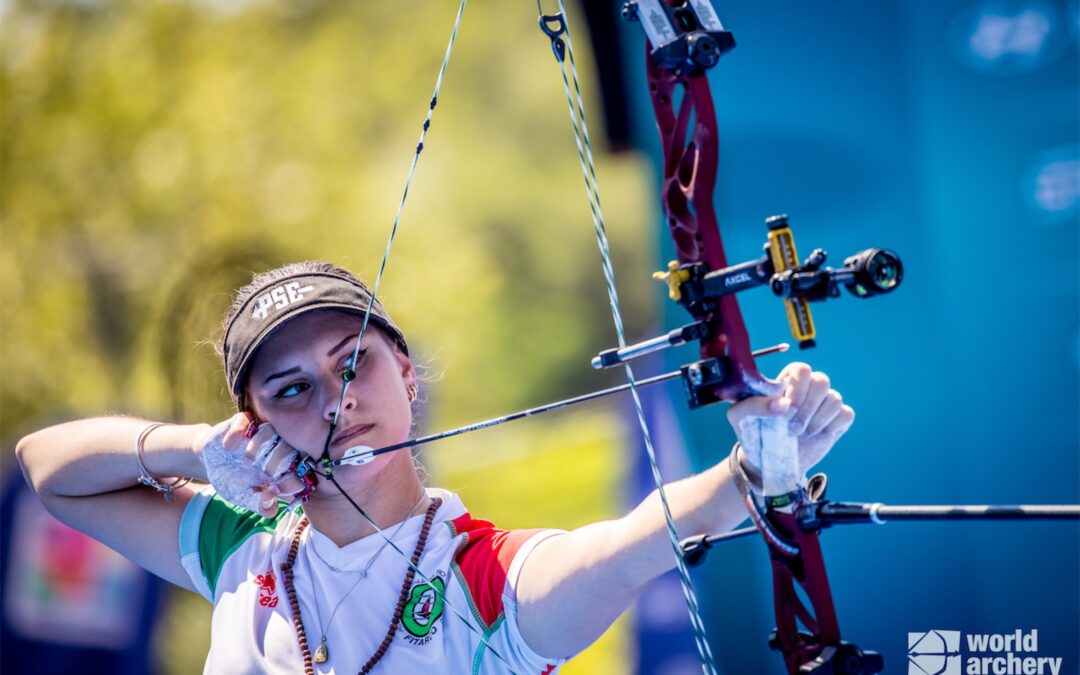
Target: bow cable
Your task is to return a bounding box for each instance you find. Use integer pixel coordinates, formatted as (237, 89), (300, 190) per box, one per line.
(536, 2), (719, 673)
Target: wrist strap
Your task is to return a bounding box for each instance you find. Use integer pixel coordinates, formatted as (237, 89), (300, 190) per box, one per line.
(728, 442), (800, 557)
(135, 422), (192, 502)
(728, 443), (763, 499)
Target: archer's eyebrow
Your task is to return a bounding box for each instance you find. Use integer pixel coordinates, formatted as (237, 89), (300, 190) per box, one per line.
(327, 334), (361, 358)
(263, 367), (300, 385)
(263, 334), (362, 385)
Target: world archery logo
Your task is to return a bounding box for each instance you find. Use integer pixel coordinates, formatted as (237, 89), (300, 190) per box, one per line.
(909, 628), (1065, 675)
(909, 630), (962, 675)
(401, 576), (445, 641)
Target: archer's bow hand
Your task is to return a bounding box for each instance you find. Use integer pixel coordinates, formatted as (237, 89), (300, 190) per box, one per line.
(727, 362), (854, 477)
(196, 413), (307, 518)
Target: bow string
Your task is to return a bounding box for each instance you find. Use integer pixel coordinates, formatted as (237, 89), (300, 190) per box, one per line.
(537, 1), (720, 671)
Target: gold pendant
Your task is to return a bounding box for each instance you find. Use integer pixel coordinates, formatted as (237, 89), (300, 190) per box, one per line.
(314, 639), (329, 664)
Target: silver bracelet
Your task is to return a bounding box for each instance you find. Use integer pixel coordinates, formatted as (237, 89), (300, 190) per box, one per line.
(135, 422), (192, 502)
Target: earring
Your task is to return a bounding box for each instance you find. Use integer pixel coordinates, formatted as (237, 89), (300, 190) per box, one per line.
(406, 384), (418, 402)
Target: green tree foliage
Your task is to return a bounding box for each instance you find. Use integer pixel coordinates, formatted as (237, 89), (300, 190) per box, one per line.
(1, 1), (657, 672)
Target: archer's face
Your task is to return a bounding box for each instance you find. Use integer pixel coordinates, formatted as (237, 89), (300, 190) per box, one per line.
(245, 311), (416, 462)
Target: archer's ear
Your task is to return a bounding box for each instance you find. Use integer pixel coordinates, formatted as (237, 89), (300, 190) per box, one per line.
(392, 339), (417, 387)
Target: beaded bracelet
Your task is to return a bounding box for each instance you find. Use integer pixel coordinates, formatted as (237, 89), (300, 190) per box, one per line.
(135, 422), (192, 502)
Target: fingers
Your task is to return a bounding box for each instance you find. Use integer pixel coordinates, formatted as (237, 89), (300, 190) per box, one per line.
(251, 470), (303, 518)
(258, 467), (308, 517)
(803, 390), (841, 436)
(820, 402), (855, 439)
(254, 488), (281, 518)
(788, 370), (830, 435)
(252, 434), (284, 473)
(249, 429), (306, 516)
(243, 423), (277, 466)
(274, 473), (306, 500)
(779, 362), (812, 415)
(727, 364), (821, 430)
(267, 450), (305, 498)
(726, 392), (792, 429)
(266, 440), (300, 479)
(776, 363), (854, 440)
(226, 415), (309, 516)
(241, 421), (300, 474)
(221, 412), (257, 454)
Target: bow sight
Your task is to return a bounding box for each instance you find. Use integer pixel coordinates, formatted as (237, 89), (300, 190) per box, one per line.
(591, 213), (904, 407)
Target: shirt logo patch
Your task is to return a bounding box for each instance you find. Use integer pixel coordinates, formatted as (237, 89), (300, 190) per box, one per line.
(401, 575), (445, 642)
(250, 282), (315, 321)
(254, 569), (279, 608)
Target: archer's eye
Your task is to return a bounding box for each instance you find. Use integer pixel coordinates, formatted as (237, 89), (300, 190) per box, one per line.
(341, 348), (368, 380)
(275, 382), (310, 400)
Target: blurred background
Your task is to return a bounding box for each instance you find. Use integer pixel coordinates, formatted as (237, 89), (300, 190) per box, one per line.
(1, 1), (1077, 674)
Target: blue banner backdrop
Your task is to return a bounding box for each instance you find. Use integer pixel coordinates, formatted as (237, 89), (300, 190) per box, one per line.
(612, 1), (1079, 673)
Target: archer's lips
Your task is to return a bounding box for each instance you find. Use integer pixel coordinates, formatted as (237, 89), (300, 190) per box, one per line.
(333, 423), (375, 447)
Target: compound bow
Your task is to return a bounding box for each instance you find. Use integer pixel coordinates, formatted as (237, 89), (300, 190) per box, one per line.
(600, 2), (1078, 674)
(302, 1), (1080, 674)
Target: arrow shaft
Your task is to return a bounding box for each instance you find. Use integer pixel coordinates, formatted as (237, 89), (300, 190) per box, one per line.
(325, 369), (683, 468)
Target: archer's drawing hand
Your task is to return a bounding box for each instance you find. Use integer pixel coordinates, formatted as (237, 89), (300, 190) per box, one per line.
(195, 414), (307, 517)
(727, 362), (854, 475)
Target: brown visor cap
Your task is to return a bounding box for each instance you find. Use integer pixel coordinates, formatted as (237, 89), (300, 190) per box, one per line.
(223, 272), (407, 400)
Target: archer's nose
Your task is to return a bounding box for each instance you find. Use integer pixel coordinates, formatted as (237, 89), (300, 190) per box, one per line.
(324, 379), (359, 423)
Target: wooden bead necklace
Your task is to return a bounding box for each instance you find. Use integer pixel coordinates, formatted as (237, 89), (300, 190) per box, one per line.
(280, 497), (442, 674)
(307, 491), (426, 662)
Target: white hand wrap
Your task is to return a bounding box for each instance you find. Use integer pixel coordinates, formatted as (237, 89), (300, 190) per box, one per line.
(200, 430), (300, 513)
(734, 415), (801, 498)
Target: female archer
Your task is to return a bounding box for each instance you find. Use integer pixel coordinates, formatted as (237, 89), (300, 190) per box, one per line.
(15, 259), (853, 674)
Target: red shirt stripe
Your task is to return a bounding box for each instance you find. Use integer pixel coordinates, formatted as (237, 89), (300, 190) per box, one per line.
(450, 513), (546, 628)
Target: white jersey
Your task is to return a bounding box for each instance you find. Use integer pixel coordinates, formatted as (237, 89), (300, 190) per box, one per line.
(179, 486), (565, 675)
